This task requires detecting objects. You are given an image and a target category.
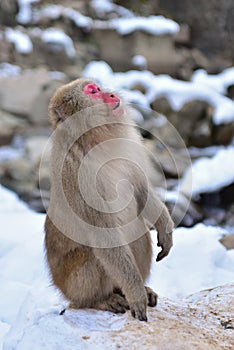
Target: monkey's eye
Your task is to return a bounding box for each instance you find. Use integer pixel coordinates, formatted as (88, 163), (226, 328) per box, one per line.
(83, 83), (102, 97)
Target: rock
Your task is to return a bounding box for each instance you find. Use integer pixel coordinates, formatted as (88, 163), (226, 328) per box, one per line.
(220, 234), (234, 250)
(0, 0), (18, 26)
(175, 100), (211, 146)
(30, 36), (76, 72)
(151, 97), (173, 116)
(0, 134), (51, 211)
(0, 69), (65, 125)
(189, 119), (212, 147)
(0, 111), (28, 145)
(92, 28), (185, 74)
(227, 84), (234, 100)
(30, 80), (63, 126)
(212, 122), (234, 145)
(4, 284), (234, 350)
(156, 0), (234, 66)
(166, 192), (203, 227)
(144, 138), (190, 179)
(24, 135), (50, 163)
(0, 36), (14, 63)
(0, 157), (35, 197)
(151, 98), (211, 146)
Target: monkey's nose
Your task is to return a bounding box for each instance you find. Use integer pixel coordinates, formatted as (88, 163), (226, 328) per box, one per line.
(103, 93), (120, 110)
(103, 93), (119, 102)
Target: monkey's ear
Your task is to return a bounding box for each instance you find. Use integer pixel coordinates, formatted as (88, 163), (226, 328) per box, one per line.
(49, 105), (66, 129)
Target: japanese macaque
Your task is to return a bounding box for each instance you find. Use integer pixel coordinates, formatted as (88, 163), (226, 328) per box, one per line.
(45, 78), (174, 321)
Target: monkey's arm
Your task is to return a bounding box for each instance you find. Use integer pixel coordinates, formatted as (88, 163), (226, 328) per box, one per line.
(154, 202), (173, 261)
(93, 244), (148, 321)
(136, 187), (174, 262)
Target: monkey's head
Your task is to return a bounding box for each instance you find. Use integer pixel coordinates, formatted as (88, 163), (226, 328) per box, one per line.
(49, 78), (123, 129)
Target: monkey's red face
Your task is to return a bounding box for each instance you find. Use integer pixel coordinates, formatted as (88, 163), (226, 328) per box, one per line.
(83, 83), (121, 112)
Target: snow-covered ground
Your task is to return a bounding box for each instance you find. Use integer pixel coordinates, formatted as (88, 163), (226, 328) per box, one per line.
(0, 185), (234, 349)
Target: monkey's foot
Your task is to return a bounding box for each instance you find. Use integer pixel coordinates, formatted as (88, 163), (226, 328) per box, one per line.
(94, 293), (129, 314)
(145, 286), (158, 307)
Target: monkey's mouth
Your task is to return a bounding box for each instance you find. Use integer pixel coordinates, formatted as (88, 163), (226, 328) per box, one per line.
(113, 101), (120, 110)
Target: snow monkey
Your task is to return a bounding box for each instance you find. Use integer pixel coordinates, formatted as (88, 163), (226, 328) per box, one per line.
(44, 78), (174, 321)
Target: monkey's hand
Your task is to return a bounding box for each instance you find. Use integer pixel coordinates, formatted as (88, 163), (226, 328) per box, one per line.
(156, 229), (173, 262)
(129, 292), (148, 321)
(155, 207), (174, 262)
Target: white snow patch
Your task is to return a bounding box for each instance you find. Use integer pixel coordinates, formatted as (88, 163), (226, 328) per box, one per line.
(0, 63), (21, 79)
(0, 146), (24, 162)
(62, 8), (93, 29)
(94, 15), (180, 36)
(40, 28), (76, 58)
(192, 67), (234, 95)
(180, 146), (234, 197)
(33, 5), (93, 29)
(17, 0), (40, 24)
(5, 28), (33, 54)
(149, 224), (234, 298)
(83, 61), (234, 125)
(91, 0), (134, 18)
(132, 55), (147, 69)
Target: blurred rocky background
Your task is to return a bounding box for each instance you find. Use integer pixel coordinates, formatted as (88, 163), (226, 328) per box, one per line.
(0, 0), (233, 246)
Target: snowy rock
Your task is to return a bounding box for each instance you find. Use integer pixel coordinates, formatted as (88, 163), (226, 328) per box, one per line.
(17, 0), (40, 24)
(180, 146), (234, 198)
(0, 111), (28, 146)
(91, 29), (183, 74)
(3, 284), (234, 350)
(0, 134), (51, 211)
(157, 0), (234, 65)
(40, 28), (76, 59)
(0, 184), (234, 349)
(83, 61), (234, 125)
(5, 27), (33, 54)
(152, 98), (211, 146)
(93, 15), (180, 36)
(0, 69), (64, 124)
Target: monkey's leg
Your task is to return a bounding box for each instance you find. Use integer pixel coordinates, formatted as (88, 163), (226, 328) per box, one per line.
(64, 259), (129, 314)
(60, 256), (115, 308)
(93, 245), (148, 321)
(113, 286), (157, 308)
(145, 286), (158, 307)
(93, 293), (129, 314)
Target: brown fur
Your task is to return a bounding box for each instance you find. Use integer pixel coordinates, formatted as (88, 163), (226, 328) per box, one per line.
(45, 78), (174, 321)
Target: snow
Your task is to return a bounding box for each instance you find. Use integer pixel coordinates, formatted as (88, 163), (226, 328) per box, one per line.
(64, 8), (93, 29)
(33, 5), (93, 29)
(17, 0), (40, 24)
(0, 63), (21, 79)
(0, 185), (234, 348)
(180, 146), (234, 197)
(31, 4), (177, 36)
(94, 15), (180, 36)
(40, 28), (76, 58)
(132, 55), (147, 69)
(83, 61), (234, 125)
(5, 28), (33, 54)
(192, 67), (234, 95)
(91, 0), (134, 18)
